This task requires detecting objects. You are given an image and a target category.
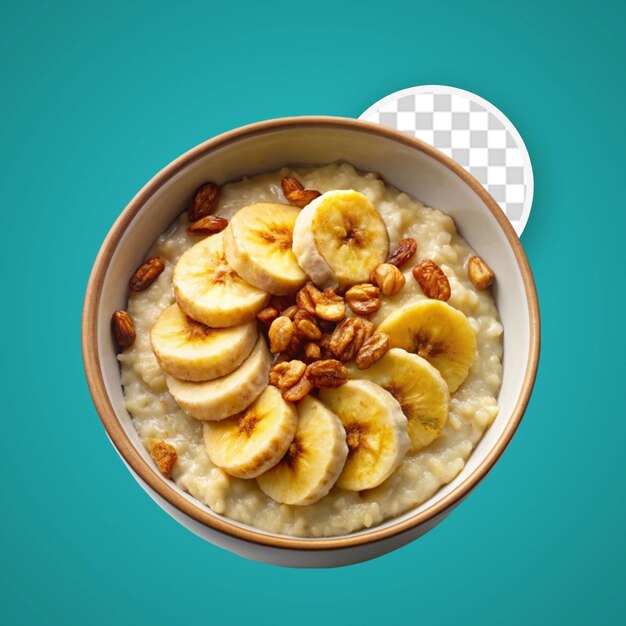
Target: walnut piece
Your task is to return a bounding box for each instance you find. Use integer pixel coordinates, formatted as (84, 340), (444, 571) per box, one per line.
(303, 342), (322, 363)
(355, 332), (390, 369)
(329, 317), (374, 362)
(188, 182), (221, 221)
(268, 316), (295, 353)
(467, 255), (495, 289)
(281, 176), (304, 196)
(412, 260), (451, 301)
(148, 438), (177, 478)
(257, 307), (279, 326)
(370, 263), (406, 296)
(293, 309), (322, 340)
(345, 284), (382, 315)
(111, 310), (136, 350)
(128, 256), (165, 292)
(270, 360), (313, 401)
(297, 281), (346, 321)
(305, 359), (348, 388)
(387, 238), (417, 268)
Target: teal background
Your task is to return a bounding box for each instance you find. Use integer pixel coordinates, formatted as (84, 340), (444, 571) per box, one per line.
(1, 0), (624, 623)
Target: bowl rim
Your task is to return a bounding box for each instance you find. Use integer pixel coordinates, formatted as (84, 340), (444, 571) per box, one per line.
(82, 115), (540, 551)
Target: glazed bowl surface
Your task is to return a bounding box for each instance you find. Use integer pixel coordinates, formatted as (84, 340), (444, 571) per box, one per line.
(82, 116), (539, 567)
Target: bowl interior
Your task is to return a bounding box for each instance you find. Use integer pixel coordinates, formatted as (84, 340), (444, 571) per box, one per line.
(93, 119), (534, 542)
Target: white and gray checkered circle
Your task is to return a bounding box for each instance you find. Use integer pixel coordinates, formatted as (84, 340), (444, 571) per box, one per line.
(360, 86), (533, 236)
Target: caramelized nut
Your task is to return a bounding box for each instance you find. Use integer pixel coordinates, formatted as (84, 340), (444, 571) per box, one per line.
(387, 238), (417, 268)
(282, 305), (299, 319)
(128, 256), (165, 292)
(268, 316), (294, 353)
(296, 282), (320, 315)
(187, 215), (228, 236)
(355, 332), (390, 369)
(467, 255), (495, 289)
(257, 307), (279, 326)
(345, 284), (382, 315)
(111, 310), (136, 350)
(282, 374), (314, 402)
(329, 317), (373, 362)
(306, 359), (348, 388)
(286, 189), (321, 208)
(370, 263), (406, 296)
(293, 309), (322, 340)
(303, 342), (322, 363)
(412, 260), (451, 301)
(270, 360), (307, 389)
(281, 176), (304, 196)
(270, 359), (313, 401)
(148, 438), (177, 478)
(188, 182), (221, 221)
(316, 289), (346, 322)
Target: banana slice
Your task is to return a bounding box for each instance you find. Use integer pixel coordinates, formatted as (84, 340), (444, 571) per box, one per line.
(166, 337), (271, 420)
(173, 232), (269, 328)
(203, 386), (297, 479)
(349, 348), (450, 452)
(150, 304), (257, 382)
(292, 190), (389, 290)
(223, 203), (307, 295)
(377, 299), (477, 393)
(257, 396), (348, 505)
(320, 380), (409, 491)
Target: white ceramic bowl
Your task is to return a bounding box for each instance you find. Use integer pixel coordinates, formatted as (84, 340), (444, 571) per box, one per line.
(82, 117), (540, 568)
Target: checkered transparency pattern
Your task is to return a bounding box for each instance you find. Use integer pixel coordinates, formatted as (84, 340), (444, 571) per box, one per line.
(366, 92), (526, 223)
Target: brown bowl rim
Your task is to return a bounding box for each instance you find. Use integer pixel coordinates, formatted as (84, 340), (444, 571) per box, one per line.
(82, 115), (540, 551)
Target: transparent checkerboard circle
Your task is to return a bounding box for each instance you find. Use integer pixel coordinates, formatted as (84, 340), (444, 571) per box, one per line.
(361, 90), (531, 234)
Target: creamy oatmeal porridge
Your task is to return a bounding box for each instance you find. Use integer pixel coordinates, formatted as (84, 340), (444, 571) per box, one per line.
(117, 162), (503, 538)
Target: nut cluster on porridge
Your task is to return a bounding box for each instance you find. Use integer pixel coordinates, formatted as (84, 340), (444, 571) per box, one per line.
(113, 163), (502, 537)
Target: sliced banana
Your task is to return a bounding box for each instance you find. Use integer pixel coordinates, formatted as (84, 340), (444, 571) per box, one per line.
(377, 299), (476, 393)
(349, 348), (450, 452)
(320, 380), (409, 491)
(150, 304), (257, 382)
(292, 190), (389, 290)
(257, 396), (348, 505)
(203, 386), (297, 479)
(166, 337), (271, 420)
(223, 203), (307, 295)
(173, 232), (269, 328)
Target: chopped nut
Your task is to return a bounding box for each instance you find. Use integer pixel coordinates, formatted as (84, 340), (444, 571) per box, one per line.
(467, 255), (495, 289)
(296, 282), (321, 315)
(315, 289), (346, 322)
(257, 307), (279, 326)
(282, 374), (314, 402)
(293, 309), (322, 340)
(306, 359), (348, 388)
(270, 360), (306, 388)
(303, 342), (322, 363)
(148, 438), (177, 478)
(318, 333), (334, 359)
(329, 317), (374, 362)
(370, 263), (406, 296)
(387, 238), (417, 268)
(187, 215), (228, 236)
(188, 182), (221, 221)
(284, 327), (303, 357)
(281, 176), (304, 196)
(345, 284), (382, 315)
(282, 305), (299, 319)
(128, 256), (165, 292)
(412, 260), (451, 301)
(111, 310), (136, 350)
(270, 360), (313, 401)
(355, 333), (390, 369)
(268, 316), (295, 353)
(286, 189), (321, 208)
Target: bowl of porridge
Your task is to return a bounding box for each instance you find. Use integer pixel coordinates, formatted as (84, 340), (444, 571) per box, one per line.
(82, 117), (539, 567)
